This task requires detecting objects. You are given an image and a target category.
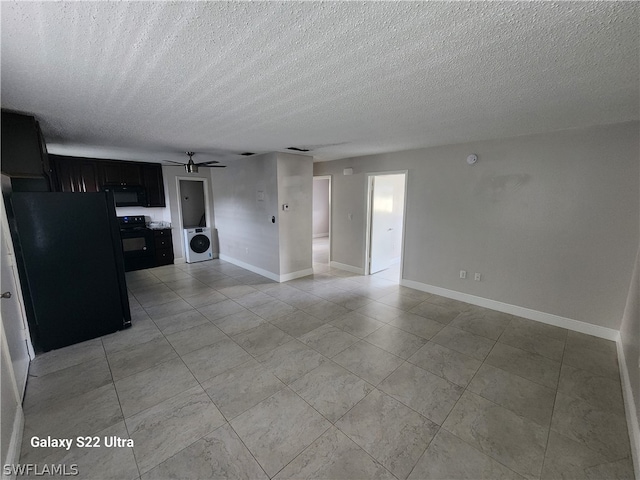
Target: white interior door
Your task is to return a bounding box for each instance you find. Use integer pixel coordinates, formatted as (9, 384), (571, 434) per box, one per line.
(1, 215), (32, 399)
(369, 174), (406, 274)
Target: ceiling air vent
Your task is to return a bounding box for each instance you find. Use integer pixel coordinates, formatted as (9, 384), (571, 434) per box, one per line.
(286, 147), (310, 152)
(240, 152), (255, 156)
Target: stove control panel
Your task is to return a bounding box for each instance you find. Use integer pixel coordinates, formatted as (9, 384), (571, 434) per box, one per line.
(117, 216), (146, 229)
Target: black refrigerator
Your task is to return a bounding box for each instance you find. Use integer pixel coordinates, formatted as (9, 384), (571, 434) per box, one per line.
(9, 192), (131, 352)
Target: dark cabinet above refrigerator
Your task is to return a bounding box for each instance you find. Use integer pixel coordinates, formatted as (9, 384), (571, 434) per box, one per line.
(1, 110), (52, 191)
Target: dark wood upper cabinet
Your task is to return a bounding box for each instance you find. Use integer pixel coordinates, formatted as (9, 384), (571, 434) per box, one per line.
(1, 110), (51, 187)
(50, 156), (74, 192)
(100, 161), (142, 186)
(141, 164), (166, 207)
(50, 155), (100, 193)
(49, 155), (166, 207)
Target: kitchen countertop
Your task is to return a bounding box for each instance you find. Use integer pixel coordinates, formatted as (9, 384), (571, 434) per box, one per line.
(147, 224), (172, 230)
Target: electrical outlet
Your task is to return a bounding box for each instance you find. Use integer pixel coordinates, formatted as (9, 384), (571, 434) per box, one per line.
(460, 270), (467, 279)
(474, 273), (481, 281)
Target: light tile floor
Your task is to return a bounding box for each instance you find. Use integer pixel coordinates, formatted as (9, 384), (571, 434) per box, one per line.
(19, 260), (634, 479)
(312, 236), (329, 265)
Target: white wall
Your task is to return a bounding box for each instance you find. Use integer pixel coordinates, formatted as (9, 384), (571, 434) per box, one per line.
(211, 152), (312, 280)
(278, 153), (313, 277)
(114, 206), (169, 223)
(313, 178), (330, 237)
(315, 122), (639, 330)
(212, 153), (280, 276)
(1, 323), (23, 474)
(618, 147), (640, 478)
(619, 246), (639, 477)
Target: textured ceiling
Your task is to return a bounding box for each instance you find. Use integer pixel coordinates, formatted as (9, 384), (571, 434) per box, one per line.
(1, 1), (638, 164)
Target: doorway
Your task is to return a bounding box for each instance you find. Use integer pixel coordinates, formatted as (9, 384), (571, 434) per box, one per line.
(312, 176), (331, 269)
(179, 179), (207, 228)
(1, 198), (33, 398)
(365, 172), (407, 283)
(176, 177), (214, 261)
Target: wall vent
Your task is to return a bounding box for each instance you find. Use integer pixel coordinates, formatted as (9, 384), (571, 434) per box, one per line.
(240, 152), (255, 156)
(286, 147), (310, 152)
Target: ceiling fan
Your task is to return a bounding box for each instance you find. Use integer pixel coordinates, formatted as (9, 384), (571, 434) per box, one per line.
(164, 152), (227, 173)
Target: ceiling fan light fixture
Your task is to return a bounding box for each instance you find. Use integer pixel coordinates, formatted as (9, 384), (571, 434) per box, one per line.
(163, 151), (226, 171)
(185, 151), (198, 173)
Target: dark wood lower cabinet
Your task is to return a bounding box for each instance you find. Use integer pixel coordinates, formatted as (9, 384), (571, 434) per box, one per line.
(153, 229), (174, 266)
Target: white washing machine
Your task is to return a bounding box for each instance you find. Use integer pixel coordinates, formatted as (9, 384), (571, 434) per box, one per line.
(184, 227), (213, 263)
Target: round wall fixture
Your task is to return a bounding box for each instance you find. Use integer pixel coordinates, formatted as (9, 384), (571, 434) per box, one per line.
(467, 154), (478, 165)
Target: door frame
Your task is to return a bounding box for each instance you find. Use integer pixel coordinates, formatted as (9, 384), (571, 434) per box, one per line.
(176, 176), (212, 229)
(313, 175), (332, 264)
(364, 170), (408, 277)
(176, 176), (212, 253)
(0, 195), (34, 397)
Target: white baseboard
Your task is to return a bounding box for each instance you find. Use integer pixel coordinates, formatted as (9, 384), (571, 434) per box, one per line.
(280, 268), (314, 282)
(330, 261), (365, 275)
(219, 255), (312, 283)
(3, 407), (24, 480)
(400, 279), (619, 341)
(616, 337), (640, 480)
(219, 254), (280, 282)
(313, 233), (329, 239)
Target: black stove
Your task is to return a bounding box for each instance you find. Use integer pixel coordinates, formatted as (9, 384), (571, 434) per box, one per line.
(118, 215), (147, 231)
(117, 216), (155, 271)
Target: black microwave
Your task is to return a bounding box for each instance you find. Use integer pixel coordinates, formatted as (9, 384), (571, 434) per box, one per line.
(102, 184), (148, 207)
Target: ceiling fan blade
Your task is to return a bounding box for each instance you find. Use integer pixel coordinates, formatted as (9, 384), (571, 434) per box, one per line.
(194, 160), (220, 165)
(162, 160), (185, 165)
(201, 165), (226, 168)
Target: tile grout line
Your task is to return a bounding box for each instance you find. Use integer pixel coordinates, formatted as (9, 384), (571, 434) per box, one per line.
(27, 260), (628, 479)
(432, 316), (556, 479)
(539, 327), (569, 478)
(99, 336), (143, 480)
(128, 267), (265, 477)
